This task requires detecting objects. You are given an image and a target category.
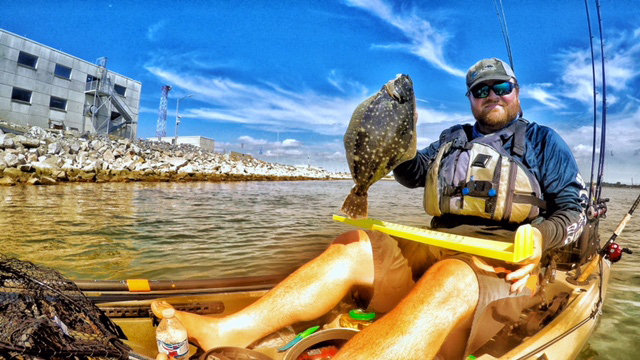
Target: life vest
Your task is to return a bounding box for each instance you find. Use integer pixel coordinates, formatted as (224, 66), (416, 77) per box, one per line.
(424, 119), (546, 224)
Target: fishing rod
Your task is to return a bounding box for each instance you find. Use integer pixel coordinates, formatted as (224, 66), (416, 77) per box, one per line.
(594, 0), (608, 202)
(585, 0), (598, 208)
(493, 0), (514, 70)
(582, 0), (610, 222)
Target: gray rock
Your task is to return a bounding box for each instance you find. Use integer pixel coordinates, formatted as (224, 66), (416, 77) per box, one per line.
(20, 138), (41, 148)
(69, 143), (81, 154)
(43, 156), (61, 167)
(103, 149), (116, 162)
(82, 161), (102, 172)
(90, 140), (103, 150)
(61, 158), (76, 170)
(31, 161), (53, 170)
(0, 134), (15, 149)
(19, 164), (35, 173)
(48, 142), (63, 155)
(179, 164), (196, 174)
(4, 153), (19, 167)
(167, 157), (188, 169)
(28, 127), (47, 138)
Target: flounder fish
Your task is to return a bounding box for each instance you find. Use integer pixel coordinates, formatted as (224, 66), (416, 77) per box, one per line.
(341, 74), (417, 219)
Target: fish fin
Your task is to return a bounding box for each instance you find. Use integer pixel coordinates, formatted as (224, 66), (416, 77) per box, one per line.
(341, 189), (369, 219)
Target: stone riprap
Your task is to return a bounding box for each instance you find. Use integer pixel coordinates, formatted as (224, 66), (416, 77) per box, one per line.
(0, 121), (348, 186)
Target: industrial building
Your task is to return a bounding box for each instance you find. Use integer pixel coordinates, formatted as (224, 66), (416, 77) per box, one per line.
(155, 136), (216, 151)
(0, 29), (141, 139)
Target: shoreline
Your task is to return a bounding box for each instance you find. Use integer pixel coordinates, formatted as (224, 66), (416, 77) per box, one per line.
(0, 120), (351, 186)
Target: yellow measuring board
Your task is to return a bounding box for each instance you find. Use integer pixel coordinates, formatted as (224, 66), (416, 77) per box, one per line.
(333, 215), (534, 263)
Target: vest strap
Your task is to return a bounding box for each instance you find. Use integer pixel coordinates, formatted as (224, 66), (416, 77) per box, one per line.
(512, 119), (527, 157)
(512, 194), (548, 210)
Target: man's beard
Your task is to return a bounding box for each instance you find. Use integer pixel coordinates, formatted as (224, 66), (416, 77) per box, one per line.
(472, 97), (521, 133)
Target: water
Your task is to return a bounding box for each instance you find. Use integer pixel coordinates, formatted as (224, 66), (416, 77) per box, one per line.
(1, 181), (638, 359)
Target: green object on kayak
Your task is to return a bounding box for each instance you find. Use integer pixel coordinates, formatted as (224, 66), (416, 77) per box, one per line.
(277, 325), (320, 352)
(333, 215), (535, 263)
(349, 309), (376, 321)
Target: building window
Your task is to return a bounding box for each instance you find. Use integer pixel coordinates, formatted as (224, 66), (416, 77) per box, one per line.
(111, 111), (121, 120)
(17, 51), (38, 69)
(50, 96), (67, 110)
(113, 84), (126, 96)
(54, 64), (72, 79)
(87, 75), (98, 82)
(11, 87), (32, 103)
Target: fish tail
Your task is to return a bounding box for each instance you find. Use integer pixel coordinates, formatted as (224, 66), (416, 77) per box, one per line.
(341, 188), (368, 219)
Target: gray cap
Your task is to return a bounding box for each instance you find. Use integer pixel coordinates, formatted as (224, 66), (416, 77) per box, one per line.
(466, 58), (516, 92)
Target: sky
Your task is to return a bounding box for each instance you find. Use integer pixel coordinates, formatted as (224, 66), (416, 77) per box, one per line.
(2, 0), (640, 183)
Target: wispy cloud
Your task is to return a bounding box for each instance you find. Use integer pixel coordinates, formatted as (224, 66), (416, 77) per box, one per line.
(145, 66), (364, 136)
(238, 135), (268, 146)
(146, 20), (167, 42)
(521, 83), (566, 109)
(328, 70), (368, 95)
(553, 28), (640, 108)
(282, 139), (302, 148)
(345, 0), (465, 77)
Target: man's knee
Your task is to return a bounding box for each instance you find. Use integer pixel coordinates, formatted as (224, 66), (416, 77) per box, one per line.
(332, 230), (370, 245)
(328, 230), (373, 263)
(422, 258), (479, 295)
(326, 230), (374, 286)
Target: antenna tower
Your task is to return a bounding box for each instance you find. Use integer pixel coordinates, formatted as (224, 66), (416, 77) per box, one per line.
(156, 85), (172, 139)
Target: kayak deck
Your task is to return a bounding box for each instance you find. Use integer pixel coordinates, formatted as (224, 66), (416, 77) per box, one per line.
(88, 258), (610, 360)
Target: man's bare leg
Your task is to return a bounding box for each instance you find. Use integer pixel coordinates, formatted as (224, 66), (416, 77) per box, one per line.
(151, 230), (375, 350)
(334, 258), (479, 360)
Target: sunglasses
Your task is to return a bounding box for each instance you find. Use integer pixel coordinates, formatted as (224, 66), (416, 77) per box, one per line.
(470, 82), (516, 98)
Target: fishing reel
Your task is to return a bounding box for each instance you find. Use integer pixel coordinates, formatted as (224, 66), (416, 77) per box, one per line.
(587, 198), (609, 220)
(603, 242), (633, 263)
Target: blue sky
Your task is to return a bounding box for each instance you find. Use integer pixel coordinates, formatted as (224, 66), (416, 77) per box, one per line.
(3, 1), (640, 183)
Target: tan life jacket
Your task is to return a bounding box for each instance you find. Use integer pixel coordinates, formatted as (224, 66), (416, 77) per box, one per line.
(424, 119), (546, 224)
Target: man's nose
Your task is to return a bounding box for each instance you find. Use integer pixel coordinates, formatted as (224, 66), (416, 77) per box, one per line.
(486, 88), (500, 99)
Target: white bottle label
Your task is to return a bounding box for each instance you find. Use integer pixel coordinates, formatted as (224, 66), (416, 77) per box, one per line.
(157, 339), (189, 358)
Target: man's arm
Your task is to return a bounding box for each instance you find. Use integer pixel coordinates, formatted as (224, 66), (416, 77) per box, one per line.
(530, 128), (588, 253)
(393, 140), (441, 188)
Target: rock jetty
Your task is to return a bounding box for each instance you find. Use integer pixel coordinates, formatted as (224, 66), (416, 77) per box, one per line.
(0, 120), (348, 186)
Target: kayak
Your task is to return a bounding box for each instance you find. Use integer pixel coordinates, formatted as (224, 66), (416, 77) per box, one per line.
(77, 254), (611, 360)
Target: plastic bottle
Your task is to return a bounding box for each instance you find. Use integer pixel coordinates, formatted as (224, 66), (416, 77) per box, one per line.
(156, 308), (189, 359)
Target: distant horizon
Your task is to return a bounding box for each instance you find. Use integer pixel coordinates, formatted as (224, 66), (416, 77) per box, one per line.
(2, 1), (638, 182)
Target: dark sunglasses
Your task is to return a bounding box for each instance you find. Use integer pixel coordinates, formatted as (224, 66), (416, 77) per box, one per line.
(470, 82), (516, 98)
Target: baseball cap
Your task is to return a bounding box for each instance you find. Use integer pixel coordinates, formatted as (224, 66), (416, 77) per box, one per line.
(466, 58), (516, 93)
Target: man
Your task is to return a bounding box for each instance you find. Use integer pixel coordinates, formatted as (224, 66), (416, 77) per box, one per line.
(152, 58), (587, 359)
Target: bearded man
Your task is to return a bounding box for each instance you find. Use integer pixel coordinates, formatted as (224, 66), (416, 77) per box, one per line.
(152, 58), (587, 359)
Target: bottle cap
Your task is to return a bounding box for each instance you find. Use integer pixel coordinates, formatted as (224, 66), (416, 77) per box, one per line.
(162, 308), (176, 318)
(349, 308), (376, 321)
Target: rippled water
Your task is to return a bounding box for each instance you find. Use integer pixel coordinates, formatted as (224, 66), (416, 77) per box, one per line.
(1, 181), (638, 358)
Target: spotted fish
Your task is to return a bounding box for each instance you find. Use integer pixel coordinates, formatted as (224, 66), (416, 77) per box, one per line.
(341, 74), (417, 219)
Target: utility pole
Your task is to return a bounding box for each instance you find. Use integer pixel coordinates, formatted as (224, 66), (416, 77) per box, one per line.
(175, 94), (193, 144)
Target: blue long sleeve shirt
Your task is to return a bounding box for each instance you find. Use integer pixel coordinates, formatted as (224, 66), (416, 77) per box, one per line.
(393, 120), (588, 252)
